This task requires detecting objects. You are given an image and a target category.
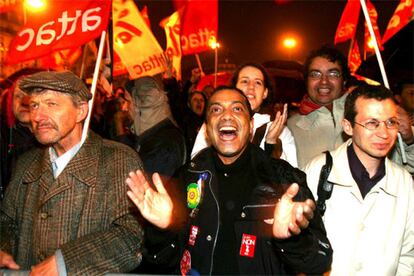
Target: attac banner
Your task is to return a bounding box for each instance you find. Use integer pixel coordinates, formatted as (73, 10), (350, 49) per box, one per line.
(160, 10), (182, 80)
(179, 0), (218, 55)
(382, 0), (414, 43)
(334, 0), (361, 44)
(113, 0), (166, 79)
(6, 0), (110, 64)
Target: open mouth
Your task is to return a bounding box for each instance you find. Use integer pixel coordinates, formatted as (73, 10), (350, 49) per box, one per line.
(219, 126), (237, 141)
(317, 88), (331, 94)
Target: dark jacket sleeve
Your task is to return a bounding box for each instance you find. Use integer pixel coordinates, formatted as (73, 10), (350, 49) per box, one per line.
(269, 158), (333, 274)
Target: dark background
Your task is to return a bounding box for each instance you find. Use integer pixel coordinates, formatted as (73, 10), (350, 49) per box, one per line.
(136, 0), (398, 76)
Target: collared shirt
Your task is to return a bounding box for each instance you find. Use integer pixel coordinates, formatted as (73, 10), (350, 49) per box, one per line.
(49, 141), (83, 178)
(347, 144), (385, 198)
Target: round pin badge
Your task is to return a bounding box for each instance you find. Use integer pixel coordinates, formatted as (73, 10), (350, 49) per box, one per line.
(187, 183), (200, 209)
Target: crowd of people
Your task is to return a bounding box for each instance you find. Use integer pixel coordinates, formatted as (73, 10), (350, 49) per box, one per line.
(0, 44), (413, 275)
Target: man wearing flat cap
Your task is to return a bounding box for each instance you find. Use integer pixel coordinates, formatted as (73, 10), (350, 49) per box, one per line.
(0, 71), (145, 275)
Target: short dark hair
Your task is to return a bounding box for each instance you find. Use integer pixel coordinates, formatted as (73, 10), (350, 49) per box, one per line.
(344, 84), (395, 125)
(206, 86), (254, 122)
(304, 45), (350, 84)
(230, 62), (274, 106)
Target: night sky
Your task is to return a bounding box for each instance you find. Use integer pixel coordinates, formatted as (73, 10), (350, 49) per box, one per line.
(138, 0), (398, 75)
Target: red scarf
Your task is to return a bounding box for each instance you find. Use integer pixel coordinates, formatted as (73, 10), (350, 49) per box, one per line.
(299, 94), (333, 115)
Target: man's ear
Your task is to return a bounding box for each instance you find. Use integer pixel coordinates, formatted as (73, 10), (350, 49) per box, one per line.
(76, 102), (89, 123)
(250, 117), (254, 136)
(342, 118), (353, 136)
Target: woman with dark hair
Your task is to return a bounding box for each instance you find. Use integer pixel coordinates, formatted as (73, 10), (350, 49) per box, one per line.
(191, 63), (298, 167)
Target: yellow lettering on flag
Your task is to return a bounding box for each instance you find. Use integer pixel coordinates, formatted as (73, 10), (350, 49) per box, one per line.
(113, 0), (166, 79)
(160, 10), (182, 80)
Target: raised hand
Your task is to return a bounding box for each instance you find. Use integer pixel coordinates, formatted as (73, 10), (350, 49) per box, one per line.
(0, 250), (20, 270)
(266, 103), (288, 144)
(271, 183), (315, 239)
(126, 170), (173, 229)
(29, 255), (58, 276)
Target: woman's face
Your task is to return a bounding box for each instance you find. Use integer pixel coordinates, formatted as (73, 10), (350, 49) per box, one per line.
(190, 93), (205, 116)
(235, 66), (268, 111)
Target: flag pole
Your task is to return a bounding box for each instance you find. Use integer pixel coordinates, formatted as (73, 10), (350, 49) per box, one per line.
(359, 0), (389, 88)
(81, 31), (107, 144)
(360, 0), (406, 163)
(195, 54), (205, 76)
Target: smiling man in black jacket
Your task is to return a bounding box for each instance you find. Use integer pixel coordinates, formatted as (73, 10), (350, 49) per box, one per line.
(126, 86), (332, 275)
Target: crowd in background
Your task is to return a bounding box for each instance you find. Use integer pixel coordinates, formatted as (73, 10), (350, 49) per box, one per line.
(0, 44), (413, 275)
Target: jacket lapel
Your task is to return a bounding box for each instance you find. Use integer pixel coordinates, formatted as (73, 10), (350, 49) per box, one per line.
(26, 133), (100, 205)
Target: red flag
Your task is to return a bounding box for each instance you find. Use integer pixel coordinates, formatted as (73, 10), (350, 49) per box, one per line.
(382, 0), (414, 43)
(348, 40), (361, 73)
(334, 0), (361, 44)
(0, 0), (19, 13)
(6, 0), (110, 65)
(364, 0), (383, 54)
(180, 0), (218, 55)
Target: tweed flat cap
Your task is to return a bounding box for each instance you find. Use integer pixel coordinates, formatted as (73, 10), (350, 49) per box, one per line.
(19, 71), (92, 101)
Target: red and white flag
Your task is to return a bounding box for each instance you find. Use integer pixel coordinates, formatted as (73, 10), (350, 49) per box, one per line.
(364, 0), (383, 54)
(160, 10), (182, 80)
(179, 0), (218, 55)
(334, 0), (361, 44)
(348, 39), (362, 73)
(382, 0), (414, 43)
(6, 0), (110, 64)
(113, 0), (166, 79)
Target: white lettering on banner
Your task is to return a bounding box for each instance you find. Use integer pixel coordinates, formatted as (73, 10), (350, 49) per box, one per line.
(37, 21), (55, 46)
(16, 29), (34, 51)
(56, 11), (82, 40)
(15, 7), (102, 52)
(132, 53), (166, 77)
(181, 28), (216, 52)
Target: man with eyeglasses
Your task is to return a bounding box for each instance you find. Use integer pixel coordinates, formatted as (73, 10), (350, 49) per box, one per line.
(288, 45), (351, 168)
(287, 45), (414, 175)
(304, 84), (414, 275)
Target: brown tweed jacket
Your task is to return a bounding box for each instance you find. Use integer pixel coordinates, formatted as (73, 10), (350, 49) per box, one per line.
(0, 131), (144, 275)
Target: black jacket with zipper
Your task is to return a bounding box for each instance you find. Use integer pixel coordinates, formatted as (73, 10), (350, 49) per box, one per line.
(141, 143), (332, 275)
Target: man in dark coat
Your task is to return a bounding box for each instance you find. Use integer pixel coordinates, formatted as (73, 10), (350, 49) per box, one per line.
(126, 87), (332, 275)
(0, 71), (144, 275)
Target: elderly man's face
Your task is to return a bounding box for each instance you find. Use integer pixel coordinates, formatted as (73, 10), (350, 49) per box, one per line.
(206, 89), (253, 165)
(29, 90), (87, 156)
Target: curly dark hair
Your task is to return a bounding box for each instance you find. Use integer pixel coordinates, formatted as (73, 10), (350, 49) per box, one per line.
(304, 45), (350, 84)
